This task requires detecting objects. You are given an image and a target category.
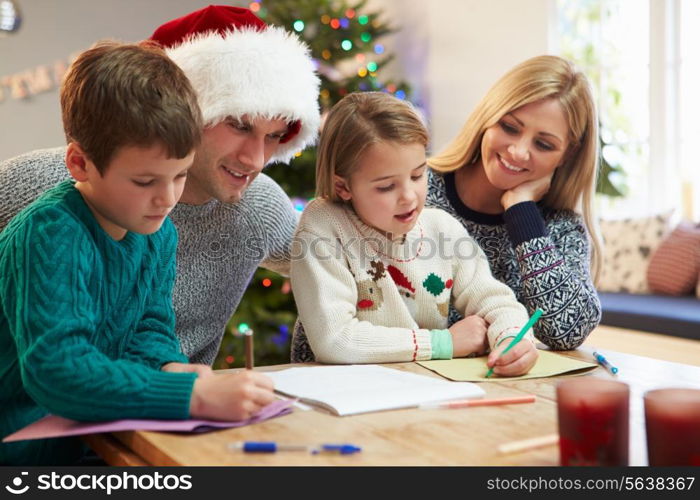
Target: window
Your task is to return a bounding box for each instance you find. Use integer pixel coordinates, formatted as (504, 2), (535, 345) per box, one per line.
(680, 0), (700, 219)
(556, 0), (698, 220)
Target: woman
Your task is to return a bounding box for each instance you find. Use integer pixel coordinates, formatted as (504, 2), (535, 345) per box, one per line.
(427, 55), (601, 350)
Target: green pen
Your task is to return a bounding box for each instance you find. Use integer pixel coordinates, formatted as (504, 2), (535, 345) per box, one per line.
(485, 308), (543, 378)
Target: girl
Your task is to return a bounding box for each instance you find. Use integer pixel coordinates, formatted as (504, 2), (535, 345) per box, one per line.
(290, 92), (537, 376)
(427, 55), (602, 351)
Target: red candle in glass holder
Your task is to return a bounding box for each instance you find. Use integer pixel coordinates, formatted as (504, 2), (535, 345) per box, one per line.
(644, 388), (700, 466)
(557, 377), (630, 466)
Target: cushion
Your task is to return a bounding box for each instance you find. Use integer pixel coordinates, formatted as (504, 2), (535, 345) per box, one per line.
(598, 212), (671, 293)
(647, 222), (700, 296)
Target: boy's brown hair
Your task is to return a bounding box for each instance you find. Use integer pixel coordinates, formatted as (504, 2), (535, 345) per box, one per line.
(61, 40), (202, 174)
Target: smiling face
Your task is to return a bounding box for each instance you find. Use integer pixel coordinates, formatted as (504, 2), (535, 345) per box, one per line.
(480, 98), (570, 191)
(335, 141), (427, 240)
(179, 115), (289, 205)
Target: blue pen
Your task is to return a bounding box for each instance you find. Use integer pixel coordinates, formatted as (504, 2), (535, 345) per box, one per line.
(593, 351), (619, 375)
(311, 444), (362, 455)
(228, 441), (361, 455)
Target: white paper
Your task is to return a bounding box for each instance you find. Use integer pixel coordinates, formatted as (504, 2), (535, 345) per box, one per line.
(266, 365), (485, 416)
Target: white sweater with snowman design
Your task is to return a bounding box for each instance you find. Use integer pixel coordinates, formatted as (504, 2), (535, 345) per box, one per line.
(290, 198), (532, 364)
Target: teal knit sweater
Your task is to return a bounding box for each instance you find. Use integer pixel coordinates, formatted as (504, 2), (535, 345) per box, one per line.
(0, 180), (196, 465)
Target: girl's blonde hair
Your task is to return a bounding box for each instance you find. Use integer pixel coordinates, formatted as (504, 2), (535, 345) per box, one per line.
(316, 91), (429, 202)
(428, 55), (602, 279)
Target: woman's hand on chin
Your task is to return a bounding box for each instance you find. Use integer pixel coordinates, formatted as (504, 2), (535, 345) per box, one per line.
(500, 173), (553, 210)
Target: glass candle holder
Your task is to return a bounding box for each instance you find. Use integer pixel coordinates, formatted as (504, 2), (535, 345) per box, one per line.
(557, 377), (630, 466)
(644, 388), (700, 466)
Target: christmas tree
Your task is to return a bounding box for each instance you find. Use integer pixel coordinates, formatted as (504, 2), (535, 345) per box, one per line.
(214, 0), (411, 369)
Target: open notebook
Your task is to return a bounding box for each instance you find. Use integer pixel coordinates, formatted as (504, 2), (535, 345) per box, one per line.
(265, 365), (484, 416)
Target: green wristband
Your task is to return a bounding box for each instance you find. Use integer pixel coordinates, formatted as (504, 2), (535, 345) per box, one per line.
(429, 329), (453, 359)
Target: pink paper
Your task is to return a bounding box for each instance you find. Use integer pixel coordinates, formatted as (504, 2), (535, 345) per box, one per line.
(2, 399), (294, 442)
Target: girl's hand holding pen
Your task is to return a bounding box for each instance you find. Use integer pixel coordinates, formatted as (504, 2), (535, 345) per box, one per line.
(486, 309), (542, 377)
(486, 338), (539, 377)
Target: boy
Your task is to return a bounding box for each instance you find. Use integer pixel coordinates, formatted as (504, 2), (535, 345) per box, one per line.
(0, 6), (321, 366)
(0, 41), (274, 466)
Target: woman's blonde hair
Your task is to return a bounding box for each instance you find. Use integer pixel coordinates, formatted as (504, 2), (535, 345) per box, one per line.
(428, 55), (601, 278)
(316, 91), (429, 202)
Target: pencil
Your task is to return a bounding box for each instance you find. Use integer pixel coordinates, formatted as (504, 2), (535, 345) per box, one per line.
(497, 433), (559, 455)
(245, 330), (254, 370)
(420, 395), (536, 410)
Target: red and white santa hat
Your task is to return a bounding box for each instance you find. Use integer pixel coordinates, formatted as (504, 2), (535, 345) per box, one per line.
(150, 5), (321, 164)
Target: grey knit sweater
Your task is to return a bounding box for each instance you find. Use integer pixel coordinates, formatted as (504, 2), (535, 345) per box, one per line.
(426, 170), (601, 350)
(0, 147), (298, 365)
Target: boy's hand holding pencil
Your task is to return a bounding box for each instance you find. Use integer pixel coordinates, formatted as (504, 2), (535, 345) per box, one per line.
(190, 370), (275, 421)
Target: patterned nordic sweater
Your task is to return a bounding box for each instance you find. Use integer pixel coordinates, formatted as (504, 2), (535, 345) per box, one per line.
(0, 148), (299, 365)
(425, 170), (601, 350)
(0, 181), (195, 465)
(289, 198), (531, 364)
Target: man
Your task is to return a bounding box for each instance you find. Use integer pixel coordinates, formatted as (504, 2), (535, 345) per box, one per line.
(0, 6), (321, 365)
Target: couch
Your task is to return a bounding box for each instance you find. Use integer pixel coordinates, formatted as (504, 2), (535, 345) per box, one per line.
(599, 292), (700, 341)
(597, 213), (700, 341)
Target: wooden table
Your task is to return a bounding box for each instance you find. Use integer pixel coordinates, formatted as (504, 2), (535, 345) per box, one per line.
(586, 325), (700, 367)
(85, 347), (700, 466)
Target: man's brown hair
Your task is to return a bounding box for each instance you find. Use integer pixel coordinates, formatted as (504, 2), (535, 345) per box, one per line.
(61, 40), (202, 173)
